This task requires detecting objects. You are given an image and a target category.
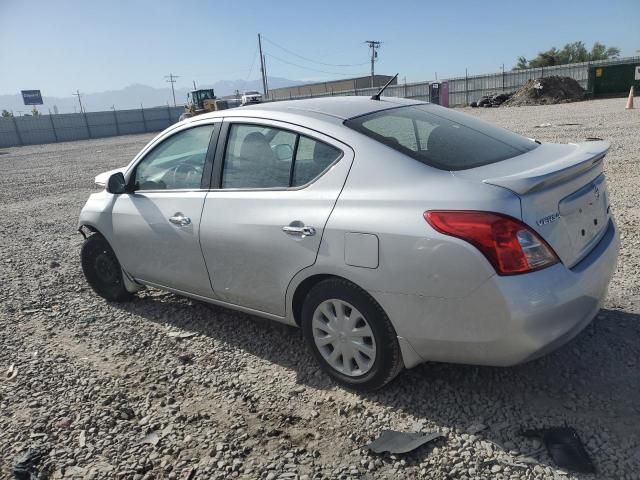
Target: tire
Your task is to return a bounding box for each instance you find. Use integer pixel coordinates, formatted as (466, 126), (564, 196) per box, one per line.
(81, 234), (133, 302)
(301, 278), (404, 391)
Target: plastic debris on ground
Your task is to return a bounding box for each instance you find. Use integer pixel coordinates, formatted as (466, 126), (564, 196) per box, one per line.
(167, 331), (198, 339)
(12, 448), (42, 480)
(367, 430), (444, 454)
(4, 364), (18, 381)
(522, 426), (595, 473)
(178, 467), (195, 480)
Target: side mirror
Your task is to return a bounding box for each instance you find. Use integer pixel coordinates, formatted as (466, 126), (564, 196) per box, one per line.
(106, 172), (127, 194)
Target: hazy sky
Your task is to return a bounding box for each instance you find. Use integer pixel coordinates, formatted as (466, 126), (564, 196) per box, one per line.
(1, 0), (638, 97)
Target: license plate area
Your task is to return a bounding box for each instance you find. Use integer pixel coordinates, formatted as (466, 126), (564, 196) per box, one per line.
(559, 175), (609, 258)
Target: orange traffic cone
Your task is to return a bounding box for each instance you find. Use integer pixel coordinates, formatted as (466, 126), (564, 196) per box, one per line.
(626, 86), (634, 109)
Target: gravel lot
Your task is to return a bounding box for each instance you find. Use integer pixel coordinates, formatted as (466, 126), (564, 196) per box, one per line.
(1, 97), (639, 480)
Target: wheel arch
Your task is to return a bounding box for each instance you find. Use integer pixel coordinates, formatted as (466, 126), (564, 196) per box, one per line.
(290, 273), (337, 327)
(78, 223), (99, 239)
(78, 223), (142, 294)
(288, 271), (424, 369)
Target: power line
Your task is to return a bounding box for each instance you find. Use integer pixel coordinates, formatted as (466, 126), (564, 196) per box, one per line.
(264, 52), (368, 77)
(164, 73), (179, 106)
(365, 40), (382, 87)
(261, 35), (369, 67)
(241, 44), (260, 91)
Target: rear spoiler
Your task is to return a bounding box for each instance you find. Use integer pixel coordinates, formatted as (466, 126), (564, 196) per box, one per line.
(483, 141), (609, 195)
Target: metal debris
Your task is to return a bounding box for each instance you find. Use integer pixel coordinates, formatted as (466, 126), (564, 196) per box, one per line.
(367, 430), (444, 454)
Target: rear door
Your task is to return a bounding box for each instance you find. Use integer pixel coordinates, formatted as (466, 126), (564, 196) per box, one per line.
(199, 118), (353, 316)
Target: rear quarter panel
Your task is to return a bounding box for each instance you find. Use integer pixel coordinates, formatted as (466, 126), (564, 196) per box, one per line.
(288, 134), (522, 306)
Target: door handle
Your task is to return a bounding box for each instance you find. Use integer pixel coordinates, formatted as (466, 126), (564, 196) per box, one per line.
(282, 225), (316, 237)
(169, 212), (191, 226)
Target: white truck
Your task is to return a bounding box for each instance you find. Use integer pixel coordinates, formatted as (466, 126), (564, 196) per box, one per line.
(241, 91), (263, 106)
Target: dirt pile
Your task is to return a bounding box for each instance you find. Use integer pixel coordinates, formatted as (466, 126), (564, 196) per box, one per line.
(504, 76), (586, 106)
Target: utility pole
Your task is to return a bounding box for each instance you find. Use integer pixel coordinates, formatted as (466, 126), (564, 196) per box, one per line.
(365, 40), (382, 87)
(258, 33), (268, 97)
(72, 90), (85, 113)
(263, 54), (269, 97)
(165, 73), (180, 106)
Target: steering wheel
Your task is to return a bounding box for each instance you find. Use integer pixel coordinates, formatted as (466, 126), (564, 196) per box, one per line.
(168, 163), (202, 188)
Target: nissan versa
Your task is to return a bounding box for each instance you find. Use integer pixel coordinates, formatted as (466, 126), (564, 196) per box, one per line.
(78, 96), (619, 390)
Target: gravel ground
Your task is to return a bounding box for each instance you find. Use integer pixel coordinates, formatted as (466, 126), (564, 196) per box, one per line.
(1, 97), (639, 480)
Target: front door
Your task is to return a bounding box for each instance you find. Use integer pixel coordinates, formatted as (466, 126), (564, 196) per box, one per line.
(199, 119), (353, 316)
(111, 123), (219, 297)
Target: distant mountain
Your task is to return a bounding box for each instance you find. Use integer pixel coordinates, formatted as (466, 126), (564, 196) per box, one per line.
(0, 77), (309, 114)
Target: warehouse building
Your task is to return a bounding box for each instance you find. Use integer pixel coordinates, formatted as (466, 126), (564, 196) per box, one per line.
(268, 75), (397, 100)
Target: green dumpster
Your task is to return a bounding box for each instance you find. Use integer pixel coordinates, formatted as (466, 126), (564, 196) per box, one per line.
(589, 63), (640, 98)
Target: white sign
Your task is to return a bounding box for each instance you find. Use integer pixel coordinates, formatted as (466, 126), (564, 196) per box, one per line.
(635, 66), (640, 81)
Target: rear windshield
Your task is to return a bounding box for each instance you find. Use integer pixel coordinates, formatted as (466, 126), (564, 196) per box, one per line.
(344, 104), (538, 170)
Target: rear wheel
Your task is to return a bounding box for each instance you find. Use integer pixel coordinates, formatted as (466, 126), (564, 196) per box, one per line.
(81, 234), (133, 302)
(301, 279), (403, 391)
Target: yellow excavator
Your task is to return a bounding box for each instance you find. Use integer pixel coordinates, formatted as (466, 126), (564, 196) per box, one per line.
(180, 89), (229, 120)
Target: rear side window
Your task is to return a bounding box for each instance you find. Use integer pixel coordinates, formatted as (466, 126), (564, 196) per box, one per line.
(221, 123), (341, 189)
(292, 136), (340, 186)
(344, 104), (538, 170)
(222, 124), (296, 188)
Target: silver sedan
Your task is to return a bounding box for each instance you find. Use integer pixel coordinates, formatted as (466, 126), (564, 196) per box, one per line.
(78, 96), (620, 390)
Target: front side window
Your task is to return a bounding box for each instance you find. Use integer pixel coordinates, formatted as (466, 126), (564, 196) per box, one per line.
(134, 125), (215, 190)
(221, 124), (341, 189)
(344, 104), (538, 170)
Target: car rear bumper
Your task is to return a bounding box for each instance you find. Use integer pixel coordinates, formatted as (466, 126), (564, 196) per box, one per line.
(376, 218), (620, 368)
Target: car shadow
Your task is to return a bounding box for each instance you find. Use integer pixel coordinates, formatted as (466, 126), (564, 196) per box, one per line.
(112, 293), (640, 472)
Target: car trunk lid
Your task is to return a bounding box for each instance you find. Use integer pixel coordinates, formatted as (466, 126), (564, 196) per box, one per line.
(453, 141), (611, 268)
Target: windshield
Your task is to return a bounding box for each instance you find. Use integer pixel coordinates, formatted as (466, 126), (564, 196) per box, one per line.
(344, 104), (538, 170)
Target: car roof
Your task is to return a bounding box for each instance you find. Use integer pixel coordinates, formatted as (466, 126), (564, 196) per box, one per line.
(240, 96), (426, 120)
(187, 96), (428, 125)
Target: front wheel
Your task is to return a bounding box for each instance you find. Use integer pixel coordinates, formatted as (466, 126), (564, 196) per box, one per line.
(301, 279), (404, 391)
(81, 234), (133, 302)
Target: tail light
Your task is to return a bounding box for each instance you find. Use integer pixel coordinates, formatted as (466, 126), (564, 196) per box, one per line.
(424, 211), (559, 275)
